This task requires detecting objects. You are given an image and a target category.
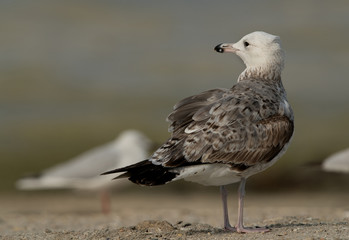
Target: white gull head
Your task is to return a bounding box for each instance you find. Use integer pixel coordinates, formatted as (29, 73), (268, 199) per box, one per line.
(112, 130), (152, 167)
(215, 31), (285, 81)
(114, 130), (151, 150)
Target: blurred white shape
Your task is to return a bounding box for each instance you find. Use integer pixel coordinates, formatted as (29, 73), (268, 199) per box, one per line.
(16, 130), (151, 190)
(322, 148), (349, 173)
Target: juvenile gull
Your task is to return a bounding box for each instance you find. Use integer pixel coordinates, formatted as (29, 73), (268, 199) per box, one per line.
(17, 130), (151, 213)
(102, 31), (294, 233)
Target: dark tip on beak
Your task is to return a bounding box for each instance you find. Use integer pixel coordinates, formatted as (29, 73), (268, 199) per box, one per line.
(214, 43), (224, 53)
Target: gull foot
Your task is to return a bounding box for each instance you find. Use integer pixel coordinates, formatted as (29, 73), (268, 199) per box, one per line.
(223, 225), (237, 232)
(236, 225), (270, 233)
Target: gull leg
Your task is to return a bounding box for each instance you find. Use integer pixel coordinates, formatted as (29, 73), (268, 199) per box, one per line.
(220, 185), (236, 231)
(101, 190), (111, 215)
(235, 178), (270, 233)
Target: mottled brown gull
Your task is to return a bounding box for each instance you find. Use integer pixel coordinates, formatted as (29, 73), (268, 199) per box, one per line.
(102, 31), (294, 233)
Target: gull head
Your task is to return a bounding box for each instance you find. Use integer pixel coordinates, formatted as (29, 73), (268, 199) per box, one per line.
(113, 130), (152, 167)
(114, 130), (151, 153)
(214, 31), (285, 72)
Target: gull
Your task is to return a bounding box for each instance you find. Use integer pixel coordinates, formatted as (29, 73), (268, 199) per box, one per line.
(102, 31), (294, 232)
(322, 148), (349, 173)
(16, 130), (151, 213)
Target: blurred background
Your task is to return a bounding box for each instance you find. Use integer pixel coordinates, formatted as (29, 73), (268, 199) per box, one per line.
(1, 0), (349, 192)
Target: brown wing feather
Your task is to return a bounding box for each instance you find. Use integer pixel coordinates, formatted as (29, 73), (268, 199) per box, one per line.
(204, 115), (293, 165)
(167, 88), (230, 132)
(151, 80), (294, 169)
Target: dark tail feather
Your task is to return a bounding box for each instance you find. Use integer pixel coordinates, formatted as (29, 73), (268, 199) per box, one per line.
(101, 160), (150, 176)
(101, 160), (178, 186)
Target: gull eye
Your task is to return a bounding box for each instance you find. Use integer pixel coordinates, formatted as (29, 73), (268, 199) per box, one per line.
(243, 41), (250, 47)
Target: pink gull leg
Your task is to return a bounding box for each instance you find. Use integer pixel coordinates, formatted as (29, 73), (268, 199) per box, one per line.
(235, 178), (270, 233)
(101, 190), (111, 215)
(220, 185), (236, 231)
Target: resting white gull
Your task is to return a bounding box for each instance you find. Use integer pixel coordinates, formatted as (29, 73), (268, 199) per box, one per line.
(102, 31), (294, 233)
(322, 148), (349, 173)
(16, 130), (151, 213)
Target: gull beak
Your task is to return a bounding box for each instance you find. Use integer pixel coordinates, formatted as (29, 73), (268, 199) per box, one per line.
(214, 43), (237, 53)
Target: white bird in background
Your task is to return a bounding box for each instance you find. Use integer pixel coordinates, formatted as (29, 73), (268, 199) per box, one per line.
(102, 31), (294, 233)
(16, 129), (152, 214)
(322, 148), (349, 173)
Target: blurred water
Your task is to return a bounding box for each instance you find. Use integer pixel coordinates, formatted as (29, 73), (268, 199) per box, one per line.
(1, 0), (349, 191)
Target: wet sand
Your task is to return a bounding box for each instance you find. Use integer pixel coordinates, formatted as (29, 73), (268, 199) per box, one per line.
(0, 190), (348, 239)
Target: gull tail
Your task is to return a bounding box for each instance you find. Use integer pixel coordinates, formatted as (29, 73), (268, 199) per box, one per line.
(101, 160), (178, 186)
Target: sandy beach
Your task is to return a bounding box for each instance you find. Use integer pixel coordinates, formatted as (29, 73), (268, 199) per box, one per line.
(1, 188), (348, 240)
